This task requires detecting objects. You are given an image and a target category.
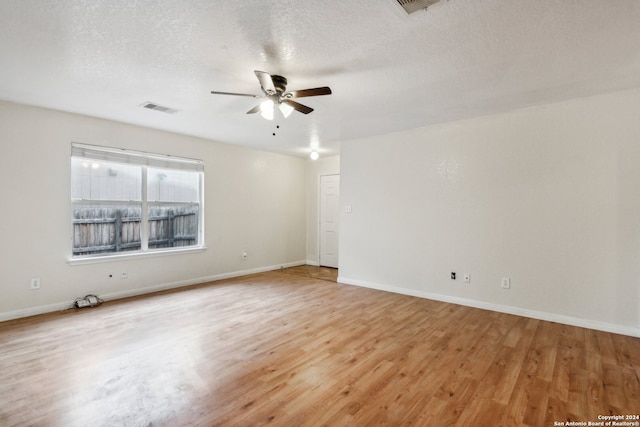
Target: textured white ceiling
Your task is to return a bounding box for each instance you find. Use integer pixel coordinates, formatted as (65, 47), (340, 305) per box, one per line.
(1, 0), (640, 158)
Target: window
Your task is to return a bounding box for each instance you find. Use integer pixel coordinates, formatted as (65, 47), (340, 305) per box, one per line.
(71, 143), (204, 259)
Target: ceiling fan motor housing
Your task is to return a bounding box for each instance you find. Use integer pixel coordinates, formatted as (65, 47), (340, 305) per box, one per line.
(271, 75), (287, 94)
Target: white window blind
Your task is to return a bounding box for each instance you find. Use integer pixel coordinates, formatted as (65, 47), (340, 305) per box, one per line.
(71, 142), (204, 172)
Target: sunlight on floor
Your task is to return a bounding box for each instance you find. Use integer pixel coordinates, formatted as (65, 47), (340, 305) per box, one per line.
(62, 334), (205, 426)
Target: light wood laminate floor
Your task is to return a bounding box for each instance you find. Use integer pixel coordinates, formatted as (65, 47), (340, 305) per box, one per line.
(280, 265), (339, 282)
(1, 271), (638, 426)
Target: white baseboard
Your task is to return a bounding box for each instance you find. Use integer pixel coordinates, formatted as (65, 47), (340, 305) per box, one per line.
(0, 301), (74, 322)
(337, 276), (640, 338)
(306, 260), (319, 266)
(0, 260), (308, 323)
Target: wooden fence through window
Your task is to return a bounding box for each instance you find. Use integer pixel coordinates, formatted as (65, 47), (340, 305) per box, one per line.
(72, 206), (198, 256)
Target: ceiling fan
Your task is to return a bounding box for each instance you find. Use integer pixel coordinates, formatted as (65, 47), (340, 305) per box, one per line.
(210, 70), (332, 120)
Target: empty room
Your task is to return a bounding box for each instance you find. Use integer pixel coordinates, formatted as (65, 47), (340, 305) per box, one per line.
(1, 0), (639, 426)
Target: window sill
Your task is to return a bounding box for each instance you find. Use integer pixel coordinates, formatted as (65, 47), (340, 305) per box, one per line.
(67, 246), (207, 266)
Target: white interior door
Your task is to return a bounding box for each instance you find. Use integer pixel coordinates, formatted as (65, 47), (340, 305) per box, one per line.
(319, 174), (340, 268)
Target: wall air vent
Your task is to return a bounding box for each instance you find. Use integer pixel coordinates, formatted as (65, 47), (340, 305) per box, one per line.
(396, 0), (443, 14)
(140, 101), (179, 114)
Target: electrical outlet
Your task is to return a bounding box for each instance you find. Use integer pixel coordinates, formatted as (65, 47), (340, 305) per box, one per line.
(241, 251), (248, 261)
(464, 274), (470, 283)
(30, 278), (41, 290)
(501, 277), (510, 289)
(121, 272), (128, 279)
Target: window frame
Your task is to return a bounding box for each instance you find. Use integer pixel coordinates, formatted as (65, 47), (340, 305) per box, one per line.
(69, 143), (205, 263)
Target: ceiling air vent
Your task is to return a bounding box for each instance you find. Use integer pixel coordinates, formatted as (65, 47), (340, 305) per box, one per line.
(396, 0), (442, 14)
(140, 101), (179, 114)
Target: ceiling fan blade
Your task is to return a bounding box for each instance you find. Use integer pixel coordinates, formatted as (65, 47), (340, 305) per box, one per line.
(210, 90), (260, 98)
(282, 99), (314, 114)
(254, 70), (276, 95)
(287, 87), (332, 98)
(246, 104), (261, 114)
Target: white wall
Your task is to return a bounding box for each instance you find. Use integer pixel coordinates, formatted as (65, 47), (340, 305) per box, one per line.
(0, 101), (307, 320)
(306, 156), (340, 265)
(339, 87), (640, 337)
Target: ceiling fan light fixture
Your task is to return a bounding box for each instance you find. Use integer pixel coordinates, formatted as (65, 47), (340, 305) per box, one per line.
(279, 102), (294, 118)
(261, 109), (274, 121)
(260, 99), (274, 120)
